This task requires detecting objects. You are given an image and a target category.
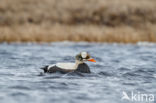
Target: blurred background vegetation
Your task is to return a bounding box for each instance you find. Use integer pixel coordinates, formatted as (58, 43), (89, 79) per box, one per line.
(0, 0), (156, 43)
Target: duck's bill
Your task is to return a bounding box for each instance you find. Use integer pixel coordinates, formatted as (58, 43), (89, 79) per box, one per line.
(88, 58), (96, 62)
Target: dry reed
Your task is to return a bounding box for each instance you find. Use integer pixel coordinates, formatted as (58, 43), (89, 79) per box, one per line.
(0, 24), (156, 43)
(0, 0), (156, 43)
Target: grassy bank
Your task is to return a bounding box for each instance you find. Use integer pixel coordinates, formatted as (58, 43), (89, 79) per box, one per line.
(1, 24), (156, 43)
(0, 0), (156, 43)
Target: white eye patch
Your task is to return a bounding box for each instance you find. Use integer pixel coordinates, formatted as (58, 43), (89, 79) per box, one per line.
(81, 52), (87, 58)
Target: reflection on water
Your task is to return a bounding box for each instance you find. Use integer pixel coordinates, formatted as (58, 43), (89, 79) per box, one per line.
(0, 42), (156, 103)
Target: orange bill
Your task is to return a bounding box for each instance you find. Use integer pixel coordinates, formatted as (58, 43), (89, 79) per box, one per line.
(88, 58), (96, 62)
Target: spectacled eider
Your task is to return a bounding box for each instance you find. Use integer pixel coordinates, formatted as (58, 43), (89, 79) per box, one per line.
(41, 52), (96, 74)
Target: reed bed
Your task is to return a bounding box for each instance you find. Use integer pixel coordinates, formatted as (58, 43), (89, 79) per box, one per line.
(0, 0), (156, 43)
(0, 24), (156, 43)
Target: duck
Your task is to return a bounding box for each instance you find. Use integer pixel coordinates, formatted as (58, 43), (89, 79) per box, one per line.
(41, 52), (96, 73)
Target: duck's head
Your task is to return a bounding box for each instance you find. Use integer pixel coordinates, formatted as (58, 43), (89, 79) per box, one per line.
(75, 52), (96, 63)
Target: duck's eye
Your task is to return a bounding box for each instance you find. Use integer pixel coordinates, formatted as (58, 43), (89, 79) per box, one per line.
(79, 57), (83, 60)
(76, 54), (83, 60)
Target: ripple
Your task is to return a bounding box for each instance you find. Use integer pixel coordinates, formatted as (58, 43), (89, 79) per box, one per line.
(9, 92), (28, 97)
(43, 75), (62, 79)
(118, 67), (130, 71)
(65, 71), (85, 77)
(122, 82), (137, 86)
(0, 42), (156, 103)
(9, 86), (31, 90)
(98, 72), (113, 77)
(122, 72), (141, 77)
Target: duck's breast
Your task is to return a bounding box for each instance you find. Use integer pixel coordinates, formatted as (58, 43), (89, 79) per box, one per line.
(76, 63), (91, 73)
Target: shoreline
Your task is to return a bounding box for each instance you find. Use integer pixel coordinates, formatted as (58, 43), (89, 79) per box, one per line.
(1, 41), (156, 49)
(1, 40), (156, 45)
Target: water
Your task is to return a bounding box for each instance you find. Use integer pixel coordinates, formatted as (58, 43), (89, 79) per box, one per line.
(0, 42), (156, 103)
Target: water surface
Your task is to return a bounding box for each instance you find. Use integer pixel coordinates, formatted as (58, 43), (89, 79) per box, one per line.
(0, 42), (156, 103)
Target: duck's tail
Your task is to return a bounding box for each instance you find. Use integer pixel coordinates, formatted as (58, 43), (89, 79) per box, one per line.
(40, 66), (49, 73)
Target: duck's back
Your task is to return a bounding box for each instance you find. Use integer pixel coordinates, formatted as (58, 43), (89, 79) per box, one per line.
(41, 63), (76, 73)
